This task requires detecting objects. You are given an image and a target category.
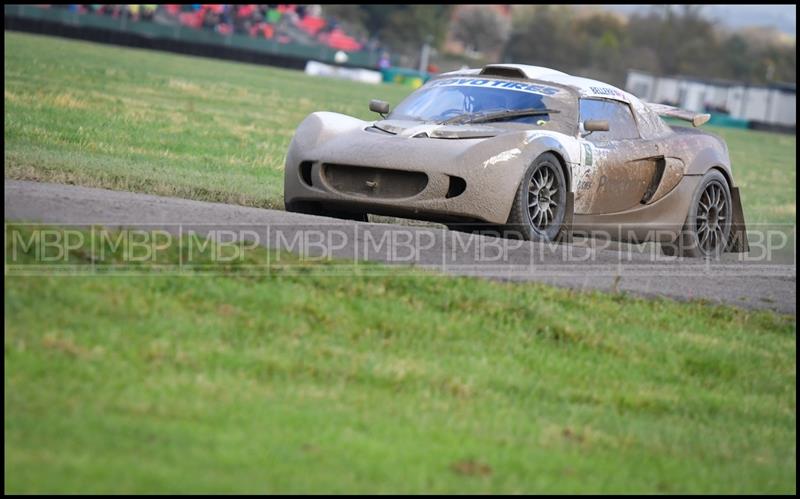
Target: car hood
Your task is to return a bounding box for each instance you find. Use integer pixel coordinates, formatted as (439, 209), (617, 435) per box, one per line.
(288, 112), (579, 178)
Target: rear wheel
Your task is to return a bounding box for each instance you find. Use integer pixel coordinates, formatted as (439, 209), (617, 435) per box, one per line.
(506, 152), (567, 241)
(662, 169), (732, 258)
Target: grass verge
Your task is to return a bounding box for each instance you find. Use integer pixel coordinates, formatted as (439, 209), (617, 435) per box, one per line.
(4, 224), (796, 493)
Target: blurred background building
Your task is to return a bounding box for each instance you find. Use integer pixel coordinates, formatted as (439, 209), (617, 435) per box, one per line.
(626, 70), (796, 132)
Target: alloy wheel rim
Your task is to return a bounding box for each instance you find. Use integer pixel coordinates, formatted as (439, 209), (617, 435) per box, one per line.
(527, 164), (560, 232)
(696, 181), (729, 253)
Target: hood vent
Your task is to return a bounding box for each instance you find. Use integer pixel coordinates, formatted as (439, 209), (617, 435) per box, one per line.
(370, 120), (500, 139)
(479, 66), (527, 79)
(365, 125), (395, 135)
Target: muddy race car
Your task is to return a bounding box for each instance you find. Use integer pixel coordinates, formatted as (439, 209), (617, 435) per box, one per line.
(284, 64), (748, 257)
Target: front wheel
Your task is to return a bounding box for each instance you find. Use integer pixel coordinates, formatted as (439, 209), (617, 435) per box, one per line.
(662, 169), (732, 258)
(505, 152), (567, 241)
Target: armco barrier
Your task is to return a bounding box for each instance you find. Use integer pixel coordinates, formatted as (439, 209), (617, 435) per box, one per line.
(4, 5), (380, 71)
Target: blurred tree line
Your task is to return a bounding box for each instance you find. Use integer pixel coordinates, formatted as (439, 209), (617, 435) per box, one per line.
(503, 5), (795, 86)
(323, 5), (795, 87)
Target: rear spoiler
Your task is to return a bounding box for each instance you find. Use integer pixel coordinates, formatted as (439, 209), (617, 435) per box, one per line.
(647, 102), (711, 127)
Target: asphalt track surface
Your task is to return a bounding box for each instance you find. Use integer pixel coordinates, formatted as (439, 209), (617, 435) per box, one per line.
(5, 179), (796, 315)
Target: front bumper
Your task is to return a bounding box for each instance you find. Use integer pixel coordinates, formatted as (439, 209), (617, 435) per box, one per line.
(284, 127), (531, 224)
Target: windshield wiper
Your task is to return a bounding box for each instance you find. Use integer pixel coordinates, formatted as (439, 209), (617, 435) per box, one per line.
(440, 108), (560, 125)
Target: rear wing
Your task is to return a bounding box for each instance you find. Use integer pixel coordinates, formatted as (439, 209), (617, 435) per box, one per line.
(647, 103), (710, 127)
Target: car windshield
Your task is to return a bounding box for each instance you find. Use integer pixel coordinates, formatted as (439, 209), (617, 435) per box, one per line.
(388, 77), (566, 126)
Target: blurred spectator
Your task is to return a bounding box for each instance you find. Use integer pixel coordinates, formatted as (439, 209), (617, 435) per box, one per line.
(53, 5), (369, 52)
(126, 4), (140, 21)
(266, 6), (281, 25)
(378, 52), (391, 70)
(142, 5), (157, 21)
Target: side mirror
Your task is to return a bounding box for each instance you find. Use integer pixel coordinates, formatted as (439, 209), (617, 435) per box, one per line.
(369, 99), (390, 117)
(583, 120), (610, 133)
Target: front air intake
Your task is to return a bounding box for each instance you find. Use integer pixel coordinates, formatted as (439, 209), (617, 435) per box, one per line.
(323, 164), (428, 199)
(446, 176), (466, 198)
(299, 161), (314, 187)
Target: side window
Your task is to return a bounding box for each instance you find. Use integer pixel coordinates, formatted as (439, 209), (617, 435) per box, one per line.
(579, 99), (640, 141)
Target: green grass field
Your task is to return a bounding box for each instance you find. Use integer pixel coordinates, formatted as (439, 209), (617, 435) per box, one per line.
(4, 224), (797, 493)
(4, 31), (796, 226)
(3, 32), (798, 493)
(4, 32), (409, 209)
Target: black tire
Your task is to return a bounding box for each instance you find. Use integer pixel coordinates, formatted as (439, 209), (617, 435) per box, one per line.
(506, 152), (567, 241)
(662, 169), (732, 258)
(285, 201), (367, 222)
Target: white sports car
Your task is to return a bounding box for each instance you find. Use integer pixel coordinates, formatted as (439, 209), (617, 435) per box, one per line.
(285, 64), (748, 257)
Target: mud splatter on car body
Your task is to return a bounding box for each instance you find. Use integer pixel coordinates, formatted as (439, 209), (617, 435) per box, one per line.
(284, 64), (747, 251)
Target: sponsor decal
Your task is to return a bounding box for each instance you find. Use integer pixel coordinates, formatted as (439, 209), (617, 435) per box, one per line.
(589, 86), (624, 98)
(582, 142), (593, 167)
(426, 78), (561, 96)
